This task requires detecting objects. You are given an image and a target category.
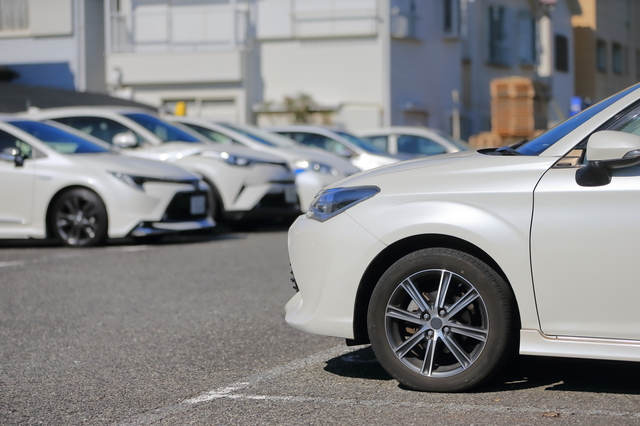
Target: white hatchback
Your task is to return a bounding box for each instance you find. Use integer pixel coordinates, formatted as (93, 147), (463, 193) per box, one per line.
(0, 118), (214, 247)
(357, 126), (470, 157)
(286, 84), (640, 392)
(24, 107), (299, 222)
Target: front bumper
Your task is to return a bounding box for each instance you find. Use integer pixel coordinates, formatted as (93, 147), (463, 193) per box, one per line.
(225, 182), (300, 220)
(128, 189), (215, 237)
(285, 212), (386, 339)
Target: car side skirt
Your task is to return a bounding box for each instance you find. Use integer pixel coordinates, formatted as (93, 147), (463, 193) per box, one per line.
(520, 329), (640, 362)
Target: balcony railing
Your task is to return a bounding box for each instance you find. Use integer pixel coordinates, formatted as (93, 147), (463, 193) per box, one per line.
(107, 1), (247, 54)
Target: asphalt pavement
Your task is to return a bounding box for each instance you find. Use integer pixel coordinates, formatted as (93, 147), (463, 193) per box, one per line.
(1, 227), (639, 425)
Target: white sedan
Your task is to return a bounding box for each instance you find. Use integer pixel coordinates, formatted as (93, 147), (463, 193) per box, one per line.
(357, 126), (470, 157)
(0, 117), (214, 247)
(169, 117), (360, 209)
(24, 107), (299, 222)
(286, 83), (640, 392)
(265, 125), (401, 171)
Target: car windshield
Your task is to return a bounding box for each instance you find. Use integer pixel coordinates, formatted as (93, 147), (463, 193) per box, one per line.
(516, 84), (640, 156)
(9, 120), (110, 154)
(220, 123), (297, 148)
(124, 113), (201, 143)
(334, 131), (387, 154)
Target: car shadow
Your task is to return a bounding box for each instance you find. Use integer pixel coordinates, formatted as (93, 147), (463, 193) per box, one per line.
(324, 346), (640, 394)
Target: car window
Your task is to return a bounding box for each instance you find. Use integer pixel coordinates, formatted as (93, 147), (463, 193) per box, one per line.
(605, 102), (640, 135)
(223, 123), (297, 148)
(334, 131), (387, 154)
(397, 135), (448, 156)
(181, 123), (236, 145)
(517, 84), (639, 156)
(289, 132), (352, 155)
(9, 120), (110, 154)
(52, 116), (144, 145)
(0, 129), (32, 158)
(362, 135), (389, 151)
(123, 113), (201, 143)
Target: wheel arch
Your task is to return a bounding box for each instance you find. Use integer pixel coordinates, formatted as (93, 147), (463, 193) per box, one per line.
(45, 185), (109, 238)
(351, 233), (521, 344)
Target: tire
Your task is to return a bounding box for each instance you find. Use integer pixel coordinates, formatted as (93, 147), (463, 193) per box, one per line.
(49, 188), (108, 247)
(367, 248), (515, 392)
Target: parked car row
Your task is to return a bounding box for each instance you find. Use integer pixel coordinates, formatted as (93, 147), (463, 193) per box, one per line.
(2, 104), (466, 247)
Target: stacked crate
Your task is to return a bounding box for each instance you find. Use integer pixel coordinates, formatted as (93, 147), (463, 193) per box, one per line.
(490, 76), (536, 138)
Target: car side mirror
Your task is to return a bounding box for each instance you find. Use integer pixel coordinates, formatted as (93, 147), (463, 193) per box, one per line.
(576, 131), (640, 187)
(0, 147), (25, 167)
(112, 131), (138, 148)
(337, 149), (353, 158)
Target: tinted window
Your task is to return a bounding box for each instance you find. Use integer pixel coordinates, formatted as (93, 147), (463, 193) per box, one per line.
(289, 132), (353, 156)
(182, 123), (236, 145)
(334, 131), (387, 154)
(362, 135), (389, 152)
(0, 129), (31, 158)
(53, 116), (143, 145)
(9, 121), (110, 154)
(124, 113), (201, 143)
(517, 84), (640, 156)
(397, 135), (447, 156)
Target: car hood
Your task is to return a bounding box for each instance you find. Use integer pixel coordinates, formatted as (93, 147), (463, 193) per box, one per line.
(329, 150), (558, 194)
(129, 142), (288, 164)
(69, 153), (200, 180)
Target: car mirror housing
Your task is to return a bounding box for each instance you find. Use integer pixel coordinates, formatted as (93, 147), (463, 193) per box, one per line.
(112, 131), (138, 148)
(0, 147), (25, 167)
(577, 131), (640, 187)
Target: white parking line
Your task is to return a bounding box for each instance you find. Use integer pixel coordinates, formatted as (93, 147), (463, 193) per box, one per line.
(114, 343), (640, 425)
(0, 246), (148, 268)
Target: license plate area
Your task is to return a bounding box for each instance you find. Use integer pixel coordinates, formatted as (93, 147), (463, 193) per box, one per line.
(190, 195), (206, 215)
(284, 186), (298, 203)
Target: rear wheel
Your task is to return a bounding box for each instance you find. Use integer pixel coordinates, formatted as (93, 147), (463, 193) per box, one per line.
(49, 188), (108, 247)
(367, 248), (515, 392)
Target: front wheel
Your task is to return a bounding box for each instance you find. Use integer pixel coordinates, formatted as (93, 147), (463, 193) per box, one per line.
(49, 188), (108, 247)
(367, 248), (516, 392)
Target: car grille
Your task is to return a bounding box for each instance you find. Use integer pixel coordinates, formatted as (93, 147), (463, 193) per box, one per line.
(256, 192), (297, 208)
(162, 191), (209, 222)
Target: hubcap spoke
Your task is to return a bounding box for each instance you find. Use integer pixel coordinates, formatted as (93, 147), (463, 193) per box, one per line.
(386, 305), (425, 326)
(394, 326), (429, 359)
(435, 270), (452, 310)
(449, 323), (487, 342)
(441, 333), (472, 368)
(420, 337), (437, 376)
(445, 288), (479, 319)
(401, 278), (430, 313)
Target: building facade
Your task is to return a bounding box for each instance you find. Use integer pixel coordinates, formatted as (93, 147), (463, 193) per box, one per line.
(573, 0), (640, 104)
(0, 0), (106, 92)
(104, 0), (586, 138)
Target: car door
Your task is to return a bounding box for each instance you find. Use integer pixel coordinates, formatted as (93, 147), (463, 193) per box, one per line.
(530, 103), (640, 341)
(0, 129), (35, 234)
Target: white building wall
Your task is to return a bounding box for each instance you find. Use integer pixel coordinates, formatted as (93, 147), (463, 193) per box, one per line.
(258, 37), (384, 129)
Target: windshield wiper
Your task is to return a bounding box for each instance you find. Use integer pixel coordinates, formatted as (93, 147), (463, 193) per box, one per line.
(486, 140), (528, 156)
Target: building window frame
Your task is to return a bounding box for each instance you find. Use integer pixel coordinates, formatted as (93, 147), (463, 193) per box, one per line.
(554, 34), (569, 73)
(487, 4), (510, 66)
(596, 39), (607, 73)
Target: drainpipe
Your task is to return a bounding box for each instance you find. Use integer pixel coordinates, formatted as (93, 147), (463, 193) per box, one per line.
(380, 0), (392, 127)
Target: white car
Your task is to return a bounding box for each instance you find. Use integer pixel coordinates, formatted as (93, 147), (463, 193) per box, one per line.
(169, 117), (360, 209)
(357, 126), (470, 157)
(286, 83), (640, 392)
(264, 125), (401, 171)
(23, 107), (299, 222)
(0, 117), (214, 247)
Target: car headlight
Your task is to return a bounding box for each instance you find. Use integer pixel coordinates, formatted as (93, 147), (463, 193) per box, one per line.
(307, 186), (380, 222)
(200, 150), (262, 167)
(294, 159), (339, 176)
(108, 171), (199, 190)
